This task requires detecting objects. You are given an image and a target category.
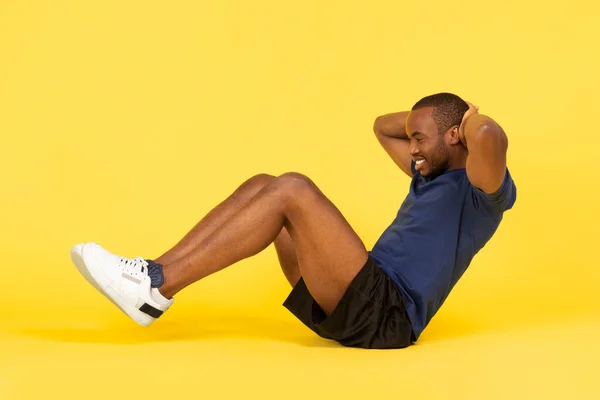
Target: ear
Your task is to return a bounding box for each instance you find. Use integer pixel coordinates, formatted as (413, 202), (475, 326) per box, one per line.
(447, 125), (461, 145)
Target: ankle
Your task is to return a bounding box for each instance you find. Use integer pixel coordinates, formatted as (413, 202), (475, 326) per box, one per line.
(157, 281), (176, 300)
(155, 265), (177, 299)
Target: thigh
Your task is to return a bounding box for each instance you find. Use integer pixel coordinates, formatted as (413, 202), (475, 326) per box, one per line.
(277, 173), (369, 315)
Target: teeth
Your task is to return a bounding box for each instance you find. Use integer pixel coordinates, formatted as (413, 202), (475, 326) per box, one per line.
(415, 160), (425, 165)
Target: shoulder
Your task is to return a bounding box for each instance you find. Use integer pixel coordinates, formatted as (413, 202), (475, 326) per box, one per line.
(468, 168), (517, 213)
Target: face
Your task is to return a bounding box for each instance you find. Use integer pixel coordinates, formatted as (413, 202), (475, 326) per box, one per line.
(406, 107), (454, 178)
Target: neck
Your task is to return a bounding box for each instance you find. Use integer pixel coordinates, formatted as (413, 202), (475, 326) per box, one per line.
(447, 147), (468, 171)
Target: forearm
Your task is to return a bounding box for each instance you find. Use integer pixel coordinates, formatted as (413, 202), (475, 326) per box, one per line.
(373, 111), (410, 139)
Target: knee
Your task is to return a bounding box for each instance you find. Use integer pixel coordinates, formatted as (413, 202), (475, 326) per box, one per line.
(272, 172), (319, 198)
(248, 173), (277, 188)
(231, 174), (276, 202)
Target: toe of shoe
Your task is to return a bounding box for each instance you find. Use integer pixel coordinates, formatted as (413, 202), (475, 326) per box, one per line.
(70, 243), (85, 256)
(82, 243), (122, 281)
(84, 243), (120, 264)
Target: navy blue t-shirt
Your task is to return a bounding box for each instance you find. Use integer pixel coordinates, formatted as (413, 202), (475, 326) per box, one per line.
(369, 161), (517, 340)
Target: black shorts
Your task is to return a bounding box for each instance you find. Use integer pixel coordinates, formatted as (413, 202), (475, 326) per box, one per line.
(283, 255), (415, 349)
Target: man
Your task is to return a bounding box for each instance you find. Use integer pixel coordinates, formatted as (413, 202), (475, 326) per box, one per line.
(71, 93), (516, 349)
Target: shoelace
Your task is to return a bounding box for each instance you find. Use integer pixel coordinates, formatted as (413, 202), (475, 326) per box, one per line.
(118, 256), (149, 276)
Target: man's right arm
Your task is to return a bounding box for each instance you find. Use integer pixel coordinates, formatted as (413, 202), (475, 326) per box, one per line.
(373, 111), (413, 178)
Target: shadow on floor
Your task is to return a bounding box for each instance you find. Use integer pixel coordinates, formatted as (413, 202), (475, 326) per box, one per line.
(15, 313), (340, 348)
(15, 307), (588, 348)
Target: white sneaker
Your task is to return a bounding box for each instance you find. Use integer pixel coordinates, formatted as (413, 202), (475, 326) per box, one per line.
(70, 242), (174, 326)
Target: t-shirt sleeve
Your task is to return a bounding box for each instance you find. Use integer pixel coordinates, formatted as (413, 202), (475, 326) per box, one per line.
(470, 168), (517, 213)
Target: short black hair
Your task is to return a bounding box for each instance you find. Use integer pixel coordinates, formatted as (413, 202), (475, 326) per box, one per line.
(412, 92), (469, 134)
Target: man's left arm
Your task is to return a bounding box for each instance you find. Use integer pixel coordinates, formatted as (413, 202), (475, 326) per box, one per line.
(459, 108), (509, 194)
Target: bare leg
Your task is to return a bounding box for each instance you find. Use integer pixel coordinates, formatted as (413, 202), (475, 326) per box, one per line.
(158, 172), (369, 315)
(154, 174), (301, 286)
(155, 174), (276, 266)
(274, 227), (301, 286)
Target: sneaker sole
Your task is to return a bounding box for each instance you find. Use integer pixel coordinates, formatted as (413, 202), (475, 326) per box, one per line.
(70, 244), (154, 327)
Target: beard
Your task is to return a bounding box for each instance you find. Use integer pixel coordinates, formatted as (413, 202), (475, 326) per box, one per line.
(423, 140), (451, 179)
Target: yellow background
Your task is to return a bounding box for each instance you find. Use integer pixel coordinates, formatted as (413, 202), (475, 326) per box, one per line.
(1, 0), (599, 398)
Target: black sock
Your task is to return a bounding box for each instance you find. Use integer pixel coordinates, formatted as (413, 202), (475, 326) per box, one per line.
(145, 260), (165, 288)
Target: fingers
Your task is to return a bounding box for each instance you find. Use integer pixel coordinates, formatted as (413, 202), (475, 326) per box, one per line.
(460, 101), (479, 126)
(466, 101), (479, 111)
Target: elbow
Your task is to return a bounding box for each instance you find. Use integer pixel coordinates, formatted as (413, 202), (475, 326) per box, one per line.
(373, 115), (387, 135)
(373, 116), (382, 134)
(476, 120), (508, 152)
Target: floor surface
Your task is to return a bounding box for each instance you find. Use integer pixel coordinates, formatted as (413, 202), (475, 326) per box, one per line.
(1, 303), (597, 399)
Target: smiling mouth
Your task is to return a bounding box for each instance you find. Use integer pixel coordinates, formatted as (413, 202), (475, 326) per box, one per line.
(415, 159), (425, 166)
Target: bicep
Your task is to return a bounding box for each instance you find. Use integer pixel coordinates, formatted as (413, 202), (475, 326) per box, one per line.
(466, 122), (508, 194)
(375, 133), (413, 178)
